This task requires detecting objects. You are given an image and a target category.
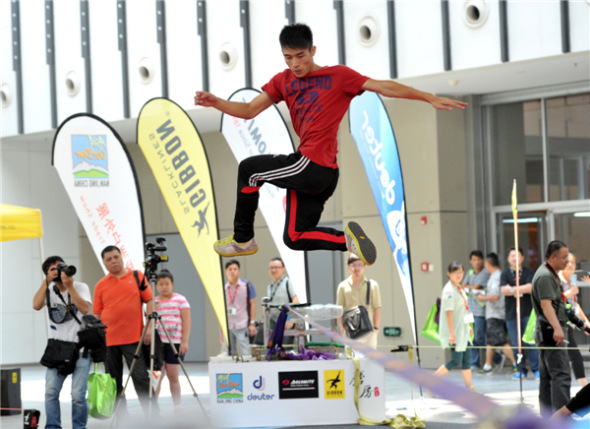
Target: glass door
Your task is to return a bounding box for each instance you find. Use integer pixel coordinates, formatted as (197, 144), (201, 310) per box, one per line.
(496, 211), (546, 271)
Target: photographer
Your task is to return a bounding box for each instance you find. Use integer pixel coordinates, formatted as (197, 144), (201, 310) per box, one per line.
(32, 256), (92, 429)
(531, 240), (571, 416)
(93, 245), (156, 416)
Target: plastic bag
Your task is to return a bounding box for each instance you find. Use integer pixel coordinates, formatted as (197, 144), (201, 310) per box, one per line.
(420, 302), (441, 344)
(522, 308), (536, 344)
(87, 363), (116, 419)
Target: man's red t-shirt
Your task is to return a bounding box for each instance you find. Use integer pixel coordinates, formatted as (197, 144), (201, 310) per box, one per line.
(262, 65), (369, 168)
(93, 270), (153, 346)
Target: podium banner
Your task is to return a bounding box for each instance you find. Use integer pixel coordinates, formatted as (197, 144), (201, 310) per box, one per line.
(349, 92), (416, 341)
(221, 88), (308, 302)
(137, 98), (226, 337)
(52, 114), (144, 272)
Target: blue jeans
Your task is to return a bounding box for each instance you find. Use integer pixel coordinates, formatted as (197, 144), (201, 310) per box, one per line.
(45, 353), (91, 429)
(506, 316), (539, 373)
(471, 316), (486, 367)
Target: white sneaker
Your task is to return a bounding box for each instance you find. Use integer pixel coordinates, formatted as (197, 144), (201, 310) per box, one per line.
(345, 222), (376, 265)
(214, 234), (258, 257)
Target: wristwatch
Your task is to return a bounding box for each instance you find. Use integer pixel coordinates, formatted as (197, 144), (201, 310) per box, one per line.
(374, 327), (379, 330)
(250, 321), (256, 325)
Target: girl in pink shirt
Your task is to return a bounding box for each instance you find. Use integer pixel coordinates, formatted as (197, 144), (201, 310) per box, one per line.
(154, 270), (191, 407)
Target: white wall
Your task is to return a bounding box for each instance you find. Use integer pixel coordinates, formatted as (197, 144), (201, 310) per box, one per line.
(1, 137), (86, 364)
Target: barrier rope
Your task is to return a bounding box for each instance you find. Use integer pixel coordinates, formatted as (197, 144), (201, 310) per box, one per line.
(285, 305), (568, 429)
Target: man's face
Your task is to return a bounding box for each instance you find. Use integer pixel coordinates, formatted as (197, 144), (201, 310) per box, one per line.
(348, 259), (366, 277)
(103, 249), (124, 275)
(225, 263), (240, 284)
(282, 46), (317, 79)
(507, 250), (523, 269)
(268, 261), (285, 282)
(470, 255), (483, 271)
(551, 247), (570, 272)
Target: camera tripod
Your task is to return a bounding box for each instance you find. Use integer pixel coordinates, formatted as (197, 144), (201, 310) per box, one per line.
(110, 310), (208, 426)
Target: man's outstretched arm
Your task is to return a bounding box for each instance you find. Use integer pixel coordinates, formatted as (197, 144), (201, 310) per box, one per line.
(194, 90), (274, 119)
(361, 79), (468, 111)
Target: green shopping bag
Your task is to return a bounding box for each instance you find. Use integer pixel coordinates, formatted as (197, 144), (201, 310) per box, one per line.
(420, 302), (441, 344)
(522, 309), (536, 344)
(87, 363), (116, 419)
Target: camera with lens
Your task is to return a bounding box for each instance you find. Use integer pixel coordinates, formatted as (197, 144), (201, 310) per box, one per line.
(144, 237), (168, 278)
(566, 307), (590, 334)
(54, 263), (77, 280)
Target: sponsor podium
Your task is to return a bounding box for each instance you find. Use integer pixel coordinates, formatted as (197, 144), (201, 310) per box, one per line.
(209, 358), (385, 427)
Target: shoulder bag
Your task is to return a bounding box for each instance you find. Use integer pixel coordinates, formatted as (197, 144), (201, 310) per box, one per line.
(342, 280), (374, 339)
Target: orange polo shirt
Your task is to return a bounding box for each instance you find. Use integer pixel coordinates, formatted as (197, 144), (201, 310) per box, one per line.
(93, 270), (153, 346)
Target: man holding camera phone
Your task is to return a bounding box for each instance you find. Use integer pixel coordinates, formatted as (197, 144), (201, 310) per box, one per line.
(531, 240), (571, 416)
(33, 256), (92, 429)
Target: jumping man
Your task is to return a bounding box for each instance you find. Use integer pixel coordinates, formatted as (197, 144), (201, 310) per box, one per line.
(195, 23), (467, 265)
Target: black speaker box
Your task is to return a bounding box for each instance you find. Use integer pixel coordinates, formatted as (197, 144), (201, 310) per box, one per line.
(0, 368), (22, 415)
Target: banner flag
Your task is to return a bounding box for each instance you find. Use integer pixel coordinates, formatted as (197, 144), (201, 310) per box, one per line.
(137, 98), (226, 338)
(348, 92), (417, 342)
(52, 114), (145, 272)
(220, 88), (308, 302)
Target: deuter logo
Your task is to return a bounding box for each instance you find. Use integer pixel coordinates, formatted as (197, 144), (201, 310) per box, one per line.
(248, 376), (275, 401)
(253, 376), (265, 390)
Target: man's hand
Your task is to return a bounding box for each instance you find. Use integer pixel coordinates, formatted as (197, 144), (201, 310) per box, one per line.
(553, 326), (565, 346)
(46, 267), (59, 284)
(477, 294), (485, 302)
(195, 91), (217, 107)
(430, 96), (468, 111)
(248, 323), (256, 337)
(500, 285), (513, 296)
(61, 272), (74, 290)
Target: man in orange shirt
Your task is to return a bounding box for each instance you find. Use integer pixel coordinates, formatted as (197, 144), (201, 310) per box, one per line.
(93, 245), (156, 415)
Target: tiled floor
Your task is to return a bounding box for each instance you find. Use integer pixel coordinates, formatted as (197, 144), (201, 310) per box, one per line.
(1, 362), (588, 428)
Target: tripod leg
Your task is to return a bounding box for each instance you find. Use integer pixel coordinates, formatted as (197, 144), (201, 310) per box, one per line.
(109, 322), (150, 428)
(159, 318), (210, 423)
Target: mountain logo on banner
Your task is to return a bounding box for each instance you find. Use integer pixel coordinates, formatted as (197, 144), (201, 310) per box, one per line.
(71, 134), (109, 187)
(216, 373), (243, 403)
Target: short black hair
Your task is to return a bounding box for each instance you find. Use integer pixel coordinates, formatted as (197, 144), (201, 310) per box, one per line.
(447, 261), (463, 273)
(545, 240), (568, 260)
(279, 23), (313, 51)
(101, 245), (120, 259)
(225, 259), (240, 269)
(347, 254), (363, 265)
(42, 256), (64, 275)
(269, 257), (284, 267)
(469, 250), (484, 259)
(507, 246), (524, 256)
(156, 269), (174, 283)
(486, 252), (499, 268)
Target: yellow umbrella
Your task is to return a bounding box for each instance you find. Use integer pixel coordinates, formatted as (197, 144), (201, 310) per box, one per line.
(0, 204), (43, 241)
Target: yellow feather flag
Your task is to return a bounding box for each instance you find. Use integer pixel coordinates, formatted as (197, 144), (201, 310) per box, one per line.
(137, 98), (226, 340)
